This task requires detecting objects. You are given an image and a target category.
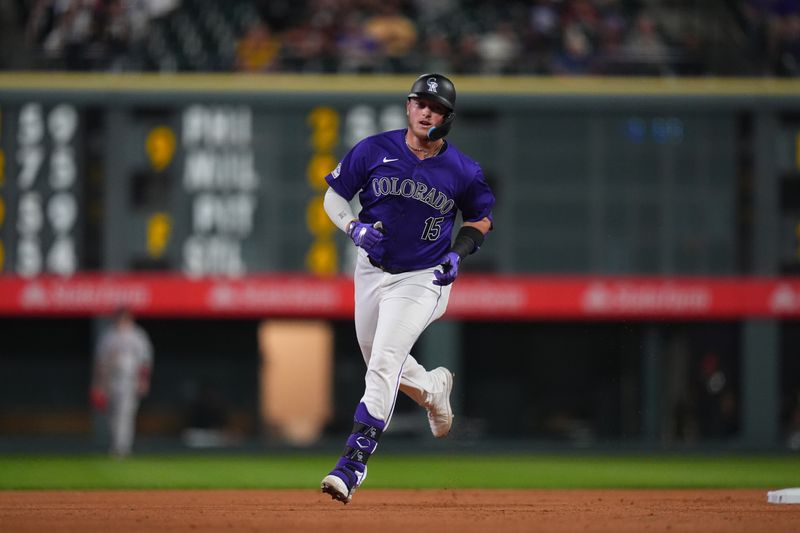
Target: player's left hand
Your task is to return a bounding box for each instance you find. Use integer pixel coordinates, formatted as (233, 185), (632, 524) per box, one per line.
(433, 252), (460, 286)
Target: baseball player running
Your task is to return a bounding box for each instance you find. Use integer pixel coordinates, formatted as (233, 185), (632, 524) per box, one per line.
(320, 73), (495, 504)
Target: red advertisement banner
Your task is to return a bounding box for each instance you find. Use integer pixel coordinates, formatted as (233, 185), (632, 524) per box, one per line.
(0, 274), (799, 320)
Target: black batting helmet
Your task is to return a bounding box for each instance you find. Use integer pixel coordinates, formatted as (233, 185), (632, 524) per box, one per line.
(407, 73), (457, 140)
(408, 73), (456, 111)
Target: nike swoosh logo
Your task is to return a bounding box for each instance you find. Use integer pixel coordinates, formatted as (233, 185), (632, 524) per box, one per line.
(383, 157), (399, 163)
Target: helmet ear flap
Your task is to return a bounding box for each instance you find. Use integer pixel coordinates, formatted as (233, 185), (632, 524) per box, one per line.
(428, 111), (455, 140)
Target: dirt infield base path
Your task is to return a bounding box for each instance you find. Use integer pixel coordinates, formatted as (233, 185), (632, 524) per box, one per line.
(1, 489), (798, 532)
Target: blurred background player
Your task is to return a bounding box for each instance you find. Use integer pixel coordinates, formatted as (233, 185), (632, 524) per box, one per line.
(320, 73), (495, 504)
(90, 307), (154, 458)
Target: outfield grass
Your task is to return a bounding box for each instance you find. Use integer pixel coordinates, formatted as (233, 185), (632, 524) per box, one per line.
(1, 454), (798, 490)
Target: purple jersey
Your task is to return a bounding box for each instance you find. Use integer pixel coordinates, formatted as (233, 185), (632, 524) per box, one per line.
(325, 129), (495, 272)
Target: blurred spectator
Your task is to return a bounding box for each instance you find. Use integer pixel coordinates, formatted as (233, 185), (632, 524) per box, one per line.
(281, 23), (315, 71)
(736, 0), (800, 74)
(740, 0), (773, 62)
(26, 0), (64, 51)
(530, 0), (561, 42)
(412, 0), (457, 29)
(0, 2), (23, 68)
(774, 12), (800, 75)
(563, 0), (601, 50)
(42, 0), (97, 69)
(336, 12), (380, 73)
(363, 2), (418, 72)
(523, 0), (562, 73)
(451, 32), (482, 74)
(292, 0), (339, 72)
(618, 12), (672, 75)
(235, 20), (281, 72)
(102, 0), (134, 70)
(476, 20), (521, 74)
(553, 22), (596, 74)
(419, 33), (454, 73)
(591, 1), (628, 74)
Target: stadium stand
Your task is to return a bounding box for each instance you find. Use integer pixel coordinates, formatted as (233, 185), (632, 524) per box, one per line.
(0, 1), (798, 76)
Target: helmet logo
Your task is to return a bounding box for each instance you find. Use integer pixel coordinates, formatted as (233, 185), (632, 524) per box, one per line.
(427, 77), (438, 93)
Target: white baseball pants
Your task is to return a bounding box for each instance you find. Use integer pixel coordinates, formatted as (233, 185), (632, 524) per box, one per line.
(353, 248), (452, 425)
(109, 390), (139, 457)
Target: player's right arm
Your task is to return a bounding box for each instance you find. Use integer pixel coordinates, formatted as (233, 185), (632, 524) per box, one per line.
(323, 186), (357, 233)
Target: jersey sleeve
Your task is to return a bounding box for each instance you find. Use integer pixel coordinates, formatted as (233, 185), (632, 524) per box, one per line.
(324, 138), (372, 200)
(459, 165), (495, 224)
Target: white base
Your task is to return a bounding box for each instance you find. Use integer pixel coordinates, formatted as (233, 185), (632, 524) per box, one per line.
(767, 488), (800, 504)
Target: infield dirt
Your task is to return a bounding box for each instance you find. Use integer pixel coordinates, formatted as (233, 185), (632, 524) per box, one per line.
(1, 489), (798, 532)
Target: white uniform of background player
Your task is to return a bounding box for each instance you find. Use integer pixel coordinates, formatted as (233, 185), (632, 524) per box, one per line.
(91, 308), (153, 457)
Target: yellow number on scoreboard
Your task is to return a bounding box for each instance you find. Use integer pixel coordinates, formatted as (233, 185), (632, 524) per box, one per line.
(147, 212), (172, 259)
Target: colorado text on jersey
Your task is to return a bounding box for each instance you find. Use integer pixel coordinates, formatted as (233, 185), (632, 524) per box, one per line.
(370, 176), (455, 215)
